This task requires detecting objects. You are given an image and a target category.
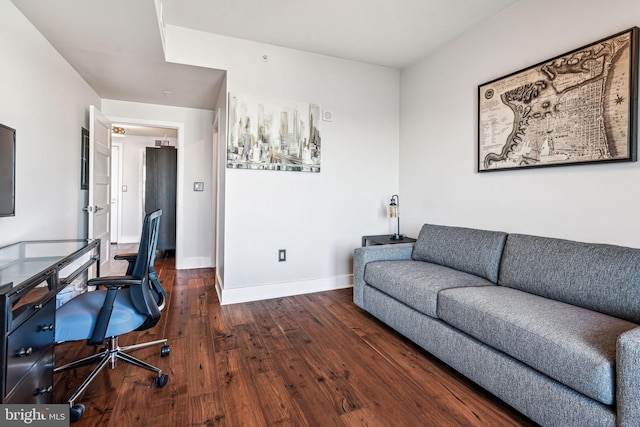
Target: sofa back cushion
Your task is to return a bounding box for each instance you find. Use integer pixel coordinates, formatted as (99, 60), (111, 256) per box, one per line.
(499, 233), (640, 323)
(412, 224), (507, 283)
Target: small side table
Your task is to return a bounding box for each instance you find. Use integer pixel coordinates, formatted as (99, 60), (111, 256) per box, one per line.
(362, 234), (417, 247)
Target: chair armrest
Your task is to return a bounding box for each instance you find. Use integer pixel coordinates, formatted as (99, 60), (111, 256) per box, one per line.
(88, 275), (142, 289)
(114, 252), (137, 261)
(87, 286), (124, 346)
(353, 243), (414, 308)
(86, 276), (143, 345)
(114, 253), (138, 275)
(617, 326), (640, 426)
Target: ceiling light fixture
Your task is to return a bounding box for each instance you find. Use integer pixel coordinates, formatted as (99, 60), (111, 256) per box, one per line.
(112, 126), (126, 137)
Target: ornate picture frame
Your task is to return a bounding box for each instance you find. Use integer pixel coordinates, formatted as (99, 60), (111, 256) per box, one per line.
(478, 27), (639, 172)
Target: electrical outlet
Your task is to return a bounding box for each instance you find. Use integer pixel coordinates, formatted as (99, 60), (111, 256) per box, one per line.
(278, 249), (286, 262)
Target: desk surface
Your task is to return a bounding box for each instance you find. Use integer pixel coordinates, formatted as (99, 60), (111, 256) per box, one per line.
(0, 240), (98, 294)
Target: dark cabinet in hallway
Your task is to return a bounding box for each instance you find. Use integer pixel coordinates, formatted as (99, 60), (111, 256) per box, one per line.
(145, 146), (176, 251)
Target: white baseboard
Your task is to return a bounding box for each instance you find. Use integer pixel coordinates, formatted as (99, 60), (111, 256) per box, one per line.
(215, 270), (224, 303)
(117, 235), (140, 244)
(217, 274), (353, 305)
(176, 256), (213, 270)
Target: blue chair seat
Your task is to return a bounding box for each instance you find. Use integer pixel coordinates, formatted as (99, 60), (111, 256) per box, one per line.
(55, 288), (147, 343)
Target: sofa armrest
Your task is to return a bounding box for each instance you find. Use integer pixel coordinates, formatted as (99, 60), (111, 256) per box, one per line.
(617, 326), (640, 426)
(353, 243), (414, 308)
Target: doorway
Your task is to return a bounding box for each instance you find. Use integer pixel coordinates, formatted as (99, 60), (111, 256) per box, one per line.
(109, 122), (180, 259)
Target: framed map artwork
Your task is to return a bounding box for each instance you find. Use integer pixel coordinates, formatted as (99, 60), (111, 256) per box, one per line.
(478, 27), (639, 172)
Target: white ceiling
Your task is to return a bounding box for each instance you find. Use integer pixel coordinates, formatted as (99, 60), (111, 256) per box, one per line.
(11, 0), (520, 110)
(161, 0), (520, 69)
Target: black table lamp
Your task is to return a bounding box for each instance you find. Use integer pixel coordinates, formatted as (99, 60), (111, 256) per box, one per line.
(389, 195), (402, 240)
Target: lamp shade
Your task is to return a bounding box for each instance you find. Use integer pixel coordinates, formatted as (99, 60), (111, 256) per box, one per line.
(389, 203), (398, 218)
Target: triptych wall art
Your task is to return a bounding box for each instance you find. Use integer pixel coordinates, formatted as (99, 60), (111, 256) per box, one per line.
(478, 27), (639, 172)
(227, 94), (322, 173)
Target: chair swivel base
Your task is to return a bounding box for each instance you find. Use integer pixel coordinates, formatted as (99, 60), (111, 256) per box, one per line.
(54, 336), (170, 422)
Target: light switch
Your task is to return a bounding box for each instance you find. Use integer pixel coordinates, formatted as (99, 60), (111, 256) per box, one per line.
(122, 185), (128, 192)
(193, 182), (204, 192)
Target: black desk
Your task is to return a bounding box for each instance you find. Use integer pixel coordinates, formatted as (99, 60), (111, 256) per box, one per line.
(362, 234), (417, 246)
(0, 239), (100, 404)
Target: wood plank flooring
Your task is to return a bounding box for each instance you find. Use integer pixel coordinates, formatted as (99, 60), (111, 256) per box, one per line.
(53, 246), (537, 426)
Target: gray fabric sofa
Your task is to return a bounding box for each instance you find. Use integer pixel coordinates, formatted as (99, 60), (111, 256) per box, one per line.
(353, 223), (640, 427)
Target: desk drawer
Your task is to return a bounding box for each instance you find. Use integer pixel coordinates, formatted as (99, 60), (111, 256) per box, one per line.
(4, 351), (53, 404)
(6, 300), (55, 393)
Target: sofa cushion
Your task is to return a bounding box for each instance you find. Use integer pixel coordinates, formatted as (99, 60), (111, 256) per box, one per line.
(411, 224), (507, 283)
(437, 286), (638, 405)
(364, 260), (494, 318)
(499, 233), (640, 323)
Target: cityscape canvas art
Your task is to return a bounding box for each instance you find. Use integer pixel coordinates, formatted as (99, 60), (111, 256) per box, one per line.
(227, 94), (322, 172)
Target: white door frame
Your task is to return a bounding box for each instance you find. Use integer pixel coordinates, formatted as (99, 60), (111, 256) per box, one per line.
(107, 116), (185, 269)
(110, 142), (123, 244)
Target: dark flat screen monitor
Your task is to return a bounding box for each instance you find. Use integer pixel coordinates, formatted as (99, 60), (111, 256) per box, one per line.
(0, 124), (16, 217)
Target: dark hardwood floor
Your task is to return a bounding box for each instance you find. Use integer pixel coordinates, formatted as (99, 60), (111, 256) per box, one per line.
(53, 245), (537, 426)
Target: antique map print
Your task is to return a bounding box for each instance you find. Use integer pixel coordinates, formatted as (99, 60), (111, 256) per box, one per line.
(479, 29), (637, 171)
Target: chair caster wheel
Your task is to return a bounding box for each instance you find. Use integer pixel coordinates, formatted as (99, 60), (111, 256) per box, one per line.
(155, 373), (168, 388)
(70, 403), (85, 422)
(160, 344), (170, 357)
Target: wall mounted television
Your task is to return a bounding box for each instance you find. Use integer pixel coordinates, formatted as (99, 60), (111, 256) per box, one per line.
(0, 123), (16, 217)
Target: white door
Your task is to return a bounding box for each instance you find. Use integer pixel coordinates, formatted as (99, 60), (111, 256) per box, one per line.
(88, 105), (112, 276)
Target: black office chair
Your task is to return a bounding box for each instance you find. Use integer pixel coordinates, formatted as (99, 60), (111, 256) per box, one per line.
(54, 209), (170, 422)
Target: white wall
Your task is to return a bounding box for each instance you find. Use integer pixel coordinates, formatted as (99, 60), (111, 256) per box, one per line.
(163, 26), (400, 303)
(0, 1), (101, 246)
(102, 99), (215, 269)
(401, 0), (640, 248)
(118, 137), (147, 242)
(214, 76), (228, 284)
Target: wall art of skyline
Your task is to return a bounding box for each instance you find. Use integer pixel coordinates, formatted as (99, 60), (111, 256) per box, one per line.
(227, 93), (322, 172)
